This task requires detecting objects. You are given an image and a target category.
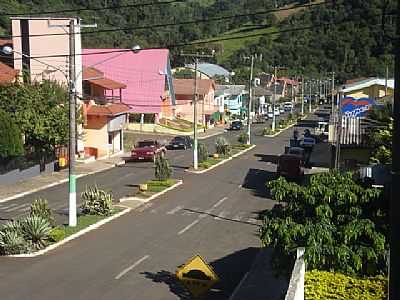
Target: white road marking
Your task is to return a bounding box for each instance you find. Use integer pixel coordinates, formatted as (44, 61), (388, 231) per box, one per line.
(212, 197), (227, 208)
(233, 213), (245, 222)
(137, 202), (153, 212)
(5, 203), (30, 212)
(178, 220), (199, 235)
(0, 203), (20, 210)
(115, 255), (150, 280)
(247, 218), (258, 224)
(167, 205), (183, 215)
(214, 210), (228, 220)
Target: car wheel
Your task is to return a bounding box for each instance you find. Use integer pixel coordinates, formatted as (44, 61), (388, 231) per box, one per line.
(183, 145), (187, 150)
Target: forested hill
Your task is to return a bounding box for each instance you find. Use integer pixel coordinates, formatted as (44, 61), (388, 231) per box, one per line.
(0, 0), (397, 81)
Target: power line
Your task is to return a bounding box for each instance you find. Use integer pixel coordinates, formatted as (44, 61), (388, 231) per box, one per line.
(0, 0), (186, 17)
(0, 1), (332, 39)
(0, 9), (395, 62)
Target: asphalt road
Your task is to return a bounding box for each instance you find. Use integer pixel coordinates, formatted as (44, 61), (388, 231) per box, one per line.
(0, 112), (318, 300)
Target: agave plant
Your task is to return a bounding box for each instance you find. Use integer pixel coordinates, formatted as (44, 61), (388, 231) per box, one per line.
(81, 185), (113, 216)
(22, 216), (52, 249)
(0, 228), (27, 255)
(1, 220), (23, 234)
(215, 137), (231, 156)
(30, 198), (55, 227)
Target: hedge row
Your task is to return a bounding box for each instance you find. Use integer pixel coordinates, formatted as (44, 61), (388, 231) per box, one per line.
(305, 270), (387, 300)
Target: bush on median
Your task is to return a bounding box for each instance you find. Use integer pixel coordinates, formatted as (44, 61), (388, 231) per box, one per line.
(154, 155), (172, 181)
(81, 185), (113, 216)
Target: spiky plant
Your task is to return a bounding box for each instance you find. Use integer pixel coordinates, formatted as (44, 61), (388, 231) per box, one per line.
(81, 185), (113, 216)
(0, 229), (27, 255)
(215, 137), (231, 156)
(154, 155), (172, 181)
(22, 216), (52, 249)
(198, 143), (209, 163)
(30, 198), (55, 227)
(1, 220), (23, 234)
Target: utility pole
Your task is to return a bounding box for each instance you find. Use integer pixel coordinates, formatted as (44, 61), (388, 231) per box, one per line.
(180, 52), (214, 170)
(386, 64), (389, 97)
(68, 19), (77, 227)
(247, 55), (254, 144)
(272, 66), (277, 131)
(309, 79), (312, 113)
(390, 1), (400, 298)
(331, 72), (335, 116)
(301, 76), (304, 115)
(334, 91), (342, 170)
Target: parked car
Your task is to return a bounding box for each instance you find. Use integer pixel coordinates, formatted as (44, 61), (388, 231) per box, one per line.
(274, 107), (280, 116)
(131, 140), (166, 162)
(166, 136), (192, 150)
(229, 120), (243, 130)
(279, 106), (285, 114)
(277, 150), (305, 180)
(264, 114), (269, 120)
(284, 102), (293, 111)
(267, 111), (274, 118)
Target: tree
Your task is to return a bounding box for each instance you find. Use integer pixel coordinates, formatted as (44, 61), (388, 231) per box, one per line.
(0, 109), (24, 161)
(260, 172), (388, 276)
(0, 81), (69, 156)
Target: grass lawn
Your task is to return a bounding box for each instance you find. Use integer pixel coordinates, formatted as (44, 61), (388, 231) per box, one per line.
(198, 145), (252, 169)
(134, 179), (179, 198)
(62, 208), (122, 237)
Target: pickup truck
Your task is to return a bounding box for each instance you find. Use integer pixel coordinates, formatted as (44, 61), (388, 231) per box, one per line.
(131, 140), (166, 162)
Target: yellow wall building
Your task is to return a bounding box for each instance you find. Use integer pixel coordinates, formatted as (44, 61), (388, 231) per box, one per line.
(341, 78), (394, 100)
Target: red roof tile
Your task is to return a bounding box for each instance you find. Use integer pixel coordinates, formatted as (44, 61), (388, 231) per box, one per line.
(88, 78), (126, 90)
(0, 62), (18, 83)
(173, 79), (215, 96)
(86, 103), (130, 116)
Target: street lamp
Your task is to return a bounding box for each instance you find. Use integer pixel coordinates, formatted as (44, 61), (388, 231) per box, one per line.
(1, 44), (141, 227)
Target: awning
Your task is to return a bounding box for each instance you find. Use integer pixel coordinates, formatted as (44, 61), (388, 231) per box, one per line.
(87, 78), (127, 90)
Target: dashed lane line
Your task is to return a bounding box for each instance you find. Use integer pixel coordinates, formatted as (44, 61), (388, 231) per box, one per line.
(115, 255), (150, 280)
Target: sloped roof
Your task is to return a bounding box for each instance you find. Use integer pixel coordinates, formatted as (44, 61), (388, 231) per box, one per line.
(83, 67), (104, 80)
(0, 39), (12, 46)
(83, 49), (170, 113)
(173, 79), (215, 96)
(185, 63), (230, 78)
(86, 103), (130, 116)
(341, 77), (395, 93)
(0, 62), (18, 83)
(215, 84), (246, 96)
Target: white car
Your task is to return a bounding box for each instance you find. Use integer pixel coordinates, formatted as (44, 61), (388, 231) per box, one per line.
(274, 108), (280, 116)
(279, 107), (285, 114)
(267, 111), (274, 118)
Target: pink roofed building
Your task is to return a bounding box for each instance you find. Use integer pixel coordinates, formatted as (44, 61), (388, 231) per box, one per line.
(82, 48), (176, 125)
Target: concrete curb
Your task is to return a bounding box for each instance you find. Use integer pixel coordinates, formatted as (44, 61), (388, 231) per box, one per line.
(186, 145), (256, 174)
(0, 160), (126, 204)
(119, 180), (183, 203)
(198, 130), (225, 140)
(7, 207), (131, 258)
(263, 122), (297, 138)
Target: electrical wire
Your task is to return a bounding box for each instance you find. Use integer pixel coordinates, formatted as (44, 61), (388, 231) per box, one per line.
(0, 0), (187, 17)
(0, 1), (332, 39)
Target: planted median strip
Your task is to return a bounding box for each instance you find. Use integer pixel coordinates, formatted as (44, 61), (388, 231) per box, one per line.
(0, 191), (130, 257)
(187, 136), (255, 174)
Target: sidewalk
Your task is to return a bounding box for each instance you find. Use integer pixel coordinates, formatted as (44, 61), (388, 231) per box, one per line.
(0, 153), (127, 202)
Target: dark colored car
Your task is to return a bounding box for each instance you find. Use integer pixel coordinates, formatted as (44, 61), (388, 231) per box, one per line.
(131, 140), (166, 162)
(166, 136), (193, 150)
(230, 120), (243, 130)
(277, 153), (305, 180)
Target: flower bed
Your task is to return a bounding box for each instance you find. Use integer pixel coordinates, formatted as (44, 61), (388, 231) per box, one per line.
(305, 270), (387, 300)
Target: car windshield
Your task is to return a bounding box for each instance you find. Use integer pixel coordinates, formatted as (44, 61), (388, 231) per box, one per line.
(232, 121), (241, 125)
(137, 141), (156, 148)
(172, 137), (185, 142)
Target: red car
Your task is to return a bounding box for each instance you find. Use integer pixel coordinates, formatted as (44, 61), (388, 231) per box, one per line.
(131, 140), (166, 162)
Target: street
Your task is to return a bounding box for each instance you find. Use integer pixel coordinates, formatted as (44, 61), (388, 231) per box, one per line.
(0, 114), (316, 300)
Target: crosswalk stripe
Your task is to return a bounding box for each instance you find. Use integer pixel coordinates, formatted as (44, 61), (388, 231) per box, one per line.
(5, 203), (30, 212)
(166, 205), (183, 215)
(214, 210), (228, 220)
(0, 203), (20, 210)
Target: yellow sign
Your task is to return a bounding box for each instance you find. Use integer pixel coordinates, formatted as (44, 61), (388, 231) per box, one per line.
(176, 255), (219, 298)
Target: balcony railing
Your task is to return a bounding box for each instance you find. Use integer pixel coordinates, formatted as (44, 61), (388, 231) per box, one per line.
(83, 94), (122, 105)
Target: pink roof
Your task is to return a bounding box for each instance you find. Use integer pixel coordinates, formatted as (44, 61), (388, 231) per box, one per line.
(83, 49), (169, 114)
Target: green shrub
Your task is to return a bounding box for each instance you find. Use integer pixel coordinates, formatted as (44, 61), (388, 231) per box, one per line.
(305, 270), (387, 300)
(0, 229), (27, 255)
(81, 185), (113, 216)
(49, 227), (65, 242)
(198, 143), (208, 163)
(0, 109), (24, 160)
(262, 127), (276, 136)
(154, 155), (172, 181)
(22, 216), (52, 249)
(260, 172), (387, 276)
(215, 137), (231, 156)
(30, 198), (55, 227)
(238, 133), (249, 144)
